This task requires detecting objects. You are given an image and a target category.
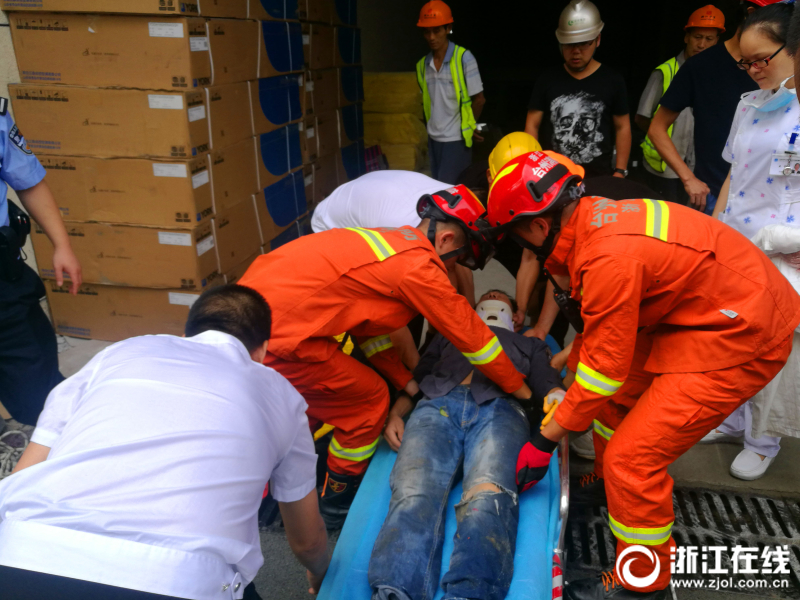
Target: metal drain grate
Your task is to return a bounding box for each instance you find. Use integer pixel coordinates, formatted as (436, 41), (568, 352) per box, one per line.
(565, 487), (800, 598)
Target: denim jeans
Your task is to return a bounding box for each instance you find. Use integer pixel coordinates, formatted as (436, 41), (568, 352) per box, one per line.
(368, 386), (529, 600)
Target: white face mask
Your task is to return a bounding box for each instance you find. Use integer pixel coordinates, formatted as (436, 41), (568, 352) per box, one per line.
(743, 75), (797, 112)
(476, 299), (514, 331)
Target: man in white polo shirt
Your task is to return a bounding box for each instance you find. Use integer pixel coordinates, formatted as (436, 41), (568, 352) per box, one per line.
(0, 284), (329, 600)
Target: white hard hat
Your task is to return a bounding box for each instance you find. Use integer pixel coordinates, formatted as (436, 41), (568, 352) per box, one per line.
(556, 0), (604, 44)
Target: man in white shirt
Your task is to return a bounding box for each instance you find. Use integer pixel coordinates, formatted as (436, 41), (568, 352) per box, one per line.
(0, 285), (329, 600)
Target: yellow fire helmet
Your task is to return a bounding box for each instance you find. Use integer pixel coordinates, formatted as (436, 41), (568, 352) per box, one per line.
(488, 132), (543, 182)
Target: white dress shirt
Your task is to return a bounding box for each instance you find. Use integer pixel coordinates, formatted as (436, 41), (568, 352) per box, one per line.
(310, 170), (450, 233)
(0, 331), (317, 600)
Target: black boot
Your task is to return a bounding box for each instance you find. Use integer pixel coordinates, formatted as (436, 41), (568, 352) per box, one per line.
(319, 469), (361, 530)
(570, 472), (607, 506)
(565, 571), (667, 599)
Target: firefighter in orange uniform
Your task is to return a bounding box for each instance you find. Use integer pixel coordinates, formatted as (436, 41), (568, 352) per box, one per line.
(482, 152), (800, 599)
(239, 185), (532, 529)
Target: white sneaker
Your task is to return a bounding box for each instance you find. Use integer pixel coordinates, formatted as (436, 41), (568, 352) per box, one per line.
(570, 432), (596, 460)
(730, 449), (774, 481)
(699, 429), (743, 444)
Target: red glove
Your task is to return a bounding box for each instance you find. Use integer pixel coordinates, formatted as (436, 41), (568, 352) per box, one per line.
(516, 433), (558, 493)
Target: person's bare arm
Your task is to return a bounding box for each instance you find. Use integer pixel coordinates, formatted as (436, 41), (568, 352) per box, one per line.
(648, 108), (710, 211)
(11, 441), (50, 475)
(17, 180), (82, 294)
(612, 114), (632, 177)
(279, 490), (330, 595)
(383, 393), (414, 452)
(712, 168), (732, 220)
(471, 92), (486, 121)
(634, 114), (651, 134)
(455, 263), (476, 307)
(389, 327), (420, 371)
(525, 276), (566, 340)
(513, 249), (539, 330)
(524, 110), (543, 140)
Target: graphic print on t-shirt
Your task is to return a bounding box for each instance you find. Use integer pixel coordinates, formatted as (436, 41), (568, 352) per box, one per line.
(550, 91), (606, 165)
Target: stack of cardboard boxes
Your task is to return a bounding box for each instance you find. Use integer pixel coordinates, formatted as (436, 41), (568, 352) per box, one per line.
(1, 0), (363, 341)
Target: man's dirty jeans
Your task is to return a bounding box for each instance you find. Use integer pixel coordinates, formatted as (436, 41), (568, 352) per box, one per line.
(368, 386), (529, 600)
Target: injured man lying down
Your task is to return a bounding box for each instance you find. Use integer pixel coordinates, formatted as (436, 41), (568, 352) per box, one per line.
(368, 290), (564, 600)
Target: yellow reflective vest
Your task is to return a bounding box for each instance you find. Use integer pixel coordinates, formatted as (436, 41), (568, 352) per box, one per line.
(641, 56), (680, 174)
(416, 44), (477, 148)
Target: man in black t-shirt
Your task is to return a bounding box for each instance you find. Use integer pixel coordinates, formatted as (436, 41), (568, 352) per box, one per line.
(524, 0), (631, 179)
(648, 6), (764, 215)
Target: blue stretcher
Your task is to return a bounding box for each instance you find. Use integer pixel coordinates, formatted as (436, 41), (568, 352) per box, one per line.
(318, 439), (568, 600)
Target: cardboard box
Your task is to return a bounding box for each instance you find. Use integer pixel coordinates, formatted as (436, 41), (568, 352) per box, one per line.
(249, 0), (298, 21)
(253, 168), (307, 244)
(338, 103), (363, 147)
(205, 82), (252, 150)
(207, 18), (259, 85)
(302, 163), (314, 206)
(256, 124), (302, 189)
(330, 0), (356, 26)
(314, 152), (337, 204)
(261, 220), (301, 253)
(203, 0), (247, 18)
(210, 137), (259, 212)
(303, 23), (335, 71)
(299, 116), (317, 164)
(10, 84), (210, 159)
(32, 221), (219, 290)
(224, 252), (259, 284)
(297, 0), (330, 23)
(336, 139), (365, 183)
(0, 0), (200, 16)
(40, 154), (213, 227)
(304, 68), (338, 115)
(213, 199), (261, 274)
(45, 281), (208, 342)
(11, 14), (211, 90)
(249, 75), (303, 136)
(259, 20), (304, 78)
(334, 26), (360, 67)
(339, 66), (363, 106)
(315, 110), (338, 158)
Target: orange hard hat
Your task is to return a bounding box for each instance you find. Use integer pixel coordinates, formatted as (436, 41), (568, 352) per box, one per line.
(417, 1), (454, 28)
(685, 5), (725, 32)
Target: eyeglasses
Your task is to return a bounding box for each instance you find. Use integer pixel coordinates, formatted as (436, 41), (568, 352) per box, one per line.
(736, 43), (786, 71)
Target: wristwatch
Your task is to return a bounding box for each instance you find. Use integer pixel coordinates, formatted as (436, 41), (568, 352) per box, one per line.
(614, 168), (629, 177)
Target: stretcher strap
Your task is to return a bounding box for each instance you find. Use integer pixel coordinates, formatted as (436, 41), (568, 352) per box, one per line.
(608, 515), (673, 545)
(576, 362), (624, 397)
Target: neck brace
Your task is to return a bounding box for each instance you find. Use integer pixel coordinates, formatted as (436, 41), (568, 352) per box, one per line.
(476, 299), (514, 331)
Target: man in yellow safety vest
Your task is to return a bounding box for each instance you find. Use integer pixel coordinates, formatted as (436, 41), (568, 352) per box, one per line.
(416, 0), (485, 184)
(637, 5), (725, 205)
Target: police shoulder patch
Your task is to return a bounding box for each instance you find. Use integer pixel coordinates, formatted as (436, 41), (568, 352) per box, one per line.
(0, 97), (7, 116)
(9, 124), (32, 155)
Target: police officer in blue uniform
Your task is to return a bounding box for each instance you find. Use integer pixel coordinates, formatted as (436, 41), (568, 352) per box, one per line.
(0, 98), (81, 427)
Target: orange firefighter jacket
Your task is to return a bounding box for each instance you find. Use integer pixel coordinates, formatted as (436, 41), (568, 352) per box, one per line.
(545, 197), (800, 431)
(239, 225), (525, 394)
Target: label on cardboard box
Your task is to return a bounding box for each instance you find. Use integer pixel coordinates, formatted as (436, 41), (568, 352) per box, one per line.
(158, 232), (193, 246)
(148, 95), (184, 110)
(306, 81), (314, 92)
(192, 170), (210, 189)
(303, 34), (310, 45)
(307, 127), (315, 139)
(153, 163), (188, 178)
(168, 292), (201, 307)
(305, 174), (313, 186)
(149, 23), (184, 38)
(190, 37), (210, 52)
(196, 235), (215, 256)
(187, 105), (206, 122)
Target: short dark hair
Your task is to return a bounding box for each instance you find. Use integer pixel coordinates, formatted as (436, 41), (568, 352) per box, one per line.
(740, 2), (794, 46)
(788, 1), (800, 55)
(185, 284), (272, 353)
(482, 289), (518, 313)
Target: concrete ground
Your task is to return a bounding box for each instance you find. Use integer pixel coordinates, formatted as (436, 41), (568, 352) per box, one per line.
(42, 260), (800, 599)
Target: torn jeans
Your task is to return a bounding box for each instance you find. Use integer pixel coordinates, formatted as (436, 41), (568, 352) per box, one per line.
(368, 386), (529, 600)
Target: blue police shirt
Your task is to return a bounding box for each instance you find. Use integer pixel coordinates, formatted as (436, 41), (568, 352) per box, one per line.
(0, 99), (46, 227)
